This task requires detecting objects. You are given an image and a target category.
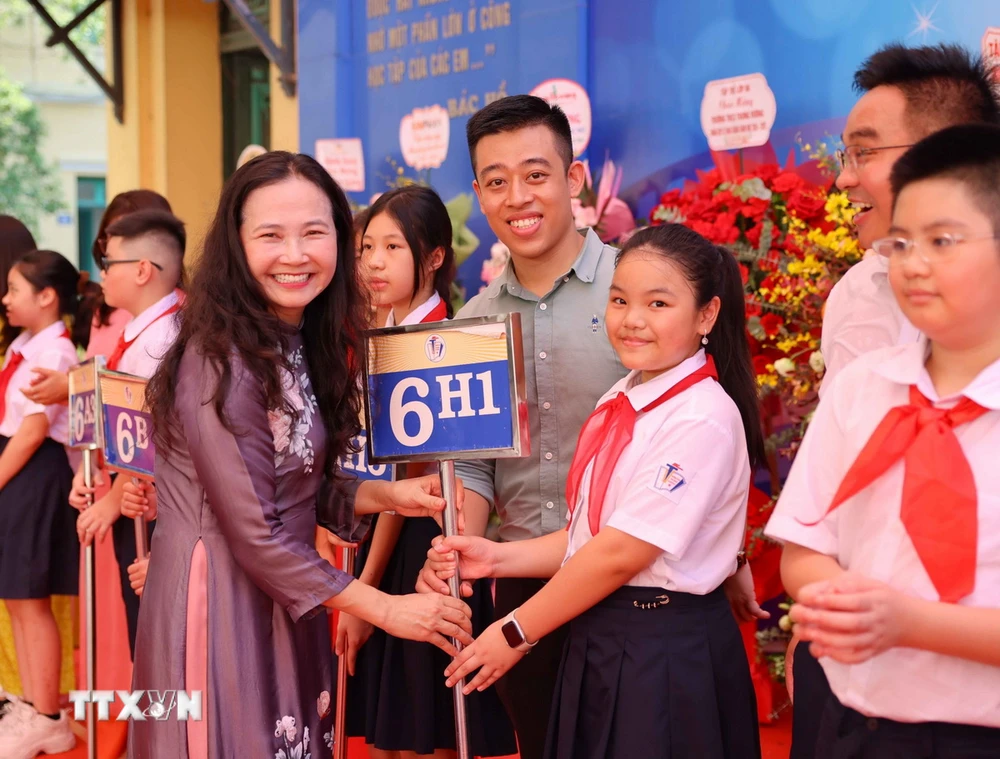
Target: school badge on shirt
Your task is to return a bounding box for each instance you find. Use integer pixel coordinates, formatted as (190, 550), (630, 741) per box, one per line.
(654, 463), (686, 493)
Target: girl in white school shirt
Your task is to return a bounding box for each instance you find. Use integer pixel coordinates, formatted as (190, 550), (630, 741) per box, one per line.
(336, 186), (516, 759)
(766, 126), (1000, 758)
(0, 251), (92, 757)
(432, 223), (765, 759)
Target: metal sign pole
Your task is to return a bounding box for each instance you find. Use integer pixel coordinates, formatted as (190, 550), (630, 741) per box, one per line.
(333, 547), (355, 759)
(440, 460), (470, 759)
(82, 448), (97, 759)
(132, 477), (149, 559)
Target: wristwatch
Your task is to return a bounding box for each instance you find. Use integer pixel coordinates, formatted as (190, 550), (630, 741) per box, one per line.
(736, 550), (747, 569)
(501, 610), (537, 653)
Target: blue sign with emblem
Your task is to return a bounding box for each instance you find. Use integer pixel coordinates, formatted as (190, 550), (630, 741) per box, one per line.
(68, 357), (105, 450)
(99, 370), (157, 480)
(364, 314), (529, 463)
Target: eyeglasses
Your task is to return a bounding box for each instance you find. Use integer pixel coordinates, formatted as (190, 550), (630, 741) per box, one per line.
(871, 234), (1000, 264)
(99, 258), (164, 274)
(835, 144), (914, 172)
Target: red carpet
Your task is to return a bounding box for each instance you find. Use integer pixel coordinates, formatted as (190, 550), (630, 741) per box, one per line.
(53, 712), (792, 758)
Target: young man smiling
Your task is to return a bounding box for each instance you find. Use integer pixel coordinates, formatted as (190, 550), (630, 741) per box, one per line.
(417, 94), (766, 759)
(820, 43), (1000, 392)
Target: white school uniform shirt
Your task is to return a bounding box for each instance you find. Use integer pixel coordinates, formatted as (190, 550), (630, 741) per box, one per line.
(819, 253), (920, 397)
(0, 320), (78, 444)
(115, 291), (180, 380)
(563, 349), (751, 593)
(765, 337), (1000, 728)
(383, 291), (443, 328)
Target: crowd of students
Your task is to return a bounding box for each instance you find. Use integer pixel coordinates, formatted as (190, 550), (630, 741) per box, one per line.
(0, 39), (997, 759)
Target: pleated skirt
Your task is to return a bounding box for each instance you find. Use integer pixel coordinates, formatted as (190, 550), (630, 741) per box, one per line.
(545, 585), (761, 759)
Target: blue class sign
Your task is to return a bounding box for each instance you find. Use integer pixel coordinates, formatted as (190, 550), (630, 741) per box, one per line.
(364, 315), (528, 463)
(68, 358), (104, 450)
(339, 426), (394, 482)
(99, 371), (157, 480)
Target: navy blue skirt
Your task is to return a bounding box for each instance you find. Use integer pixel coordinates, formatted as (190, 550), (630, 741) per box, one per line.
(545, 585), (761, 759)
(0, 436), (77, 598)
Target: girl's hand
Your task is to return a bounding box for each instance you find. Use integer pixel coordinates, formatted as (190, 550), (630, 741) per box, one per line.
(336, 613), (374, 676)
(21, 368), (69, 406)
(128, 557), (149, 597)
(76, 497), (120, 546)
(382, 593), (473, 657)
(415, 556), (452, 596)
(69, 465), (103, 511)
(384, 475), (465, 525)
(724, 561), (771, 623)
(121, 480), (158, 520)
(428, 535), (499, 597)
(790, 573), (908, 665)
(444, 619), (525, 695)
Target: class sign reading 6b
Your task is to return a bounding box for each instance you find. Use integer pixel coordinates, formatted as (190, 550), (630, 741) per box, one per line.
(364, 314), (529, 463)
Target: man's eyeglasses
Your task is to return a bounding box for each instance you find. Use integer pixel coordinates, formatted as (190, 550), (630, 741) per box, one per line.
(871, 233), (1000, 264)
(99, 258), (164, 274)
(835, 144), (914, 172)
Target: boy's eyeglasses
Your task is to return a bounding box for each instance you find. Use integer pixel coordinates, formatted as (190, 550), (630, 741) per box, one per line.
(835, 144), (914, 172)
(99, 258), (164, 274)
(872, 234), (1000, 264)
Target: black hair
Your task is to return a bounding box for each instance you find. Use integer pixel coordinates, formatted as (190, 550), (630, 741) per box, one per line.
(92, 190), (174, 326)
(148, 151), (367, 479)
(466, 94), (574, 175)
(352, 206), (371, 245)
(364, 186), (456, 318)
(0, 215), (38, 352)
(854, 43), (1000, 136)
(105, 208), (186, 259)
(13, 249), (98, 348)
(890, 123), (1000, 235)
(616, 224), (766, 469)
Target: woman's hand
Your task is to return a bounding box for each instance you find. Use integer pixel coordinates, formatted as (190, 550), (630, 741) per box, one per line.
(128, 557), (149, 597)
(69, 464), (104, 512)
(122, 480), (158, 520)
(336, 613), (374, 676)
(21, 368), (69, 406)
(445, 618), (525, 695)
(382, 475), (465, 524)
(382, 593), (473, 657)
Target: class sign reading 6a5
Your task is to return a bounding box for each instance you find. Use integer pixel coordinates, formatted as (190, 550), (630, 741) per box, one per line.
(364, 314), (529, 464)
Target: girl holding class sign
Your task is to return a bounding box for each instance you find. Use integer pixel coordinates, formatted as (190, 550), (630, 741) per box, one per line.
(0, 251), (95, 757)
(338, 185), (516, 759)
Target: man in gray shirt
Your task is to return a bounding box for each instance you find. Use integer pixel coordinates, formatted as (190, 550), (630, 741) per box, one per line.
(419, 95), (762, 758)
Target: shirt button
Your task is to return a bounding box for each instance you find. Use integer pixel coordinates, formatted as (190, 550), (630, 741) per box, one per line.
(545, 452), (553, 460)
(539, 302), (547, 311)
(542, 401), (551, 410)
(539, 351), (547, 359)
(563, 276), (569, 282)
(545, 501), (554, 509)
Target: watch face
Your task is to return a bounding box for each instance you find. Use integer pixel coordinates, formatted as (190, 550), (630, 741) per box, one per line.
(501, 620), (524, 648)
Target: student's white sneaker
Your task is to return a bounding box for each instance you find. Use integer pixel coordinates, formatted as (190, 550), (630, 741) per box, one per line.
(0, 690), (22, 719)
(0, 704), (75, 758)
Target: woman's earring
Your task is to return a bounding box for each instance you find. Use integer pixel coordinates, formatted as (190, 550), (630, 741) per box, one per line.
(701, 334), (709, 346)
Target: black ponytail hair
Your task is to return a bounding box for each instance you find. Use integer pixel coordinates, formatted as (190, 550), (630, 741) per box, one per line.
(13, 250), (95, 348)
(617, 224), (766, 470)
(363, 186), (457, 317)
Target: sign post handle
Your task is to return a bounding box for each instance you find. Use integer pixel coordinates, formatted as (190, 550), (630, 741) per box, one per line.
(131, 477), (150, 559)
(333, 547), (355, 759)
(440, 460), (471, 759)
(82, 448), (98, 759)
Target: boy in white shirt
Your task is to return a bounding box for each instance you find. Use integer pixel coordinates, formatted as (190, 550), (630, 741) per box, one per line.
(71, 209), (184, 657)
(768, 124), (1000, 758)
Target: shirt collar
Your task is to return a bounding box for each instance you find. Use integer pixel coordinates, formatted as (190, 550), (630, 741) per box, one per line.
(13, 319), (69, 360)
(487, 227), (606, 300)
(385, 291), (442, 327)
(617, 349), (709, 410)
(124, 290), (179, 342)
(871, 336), (1000, 410)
